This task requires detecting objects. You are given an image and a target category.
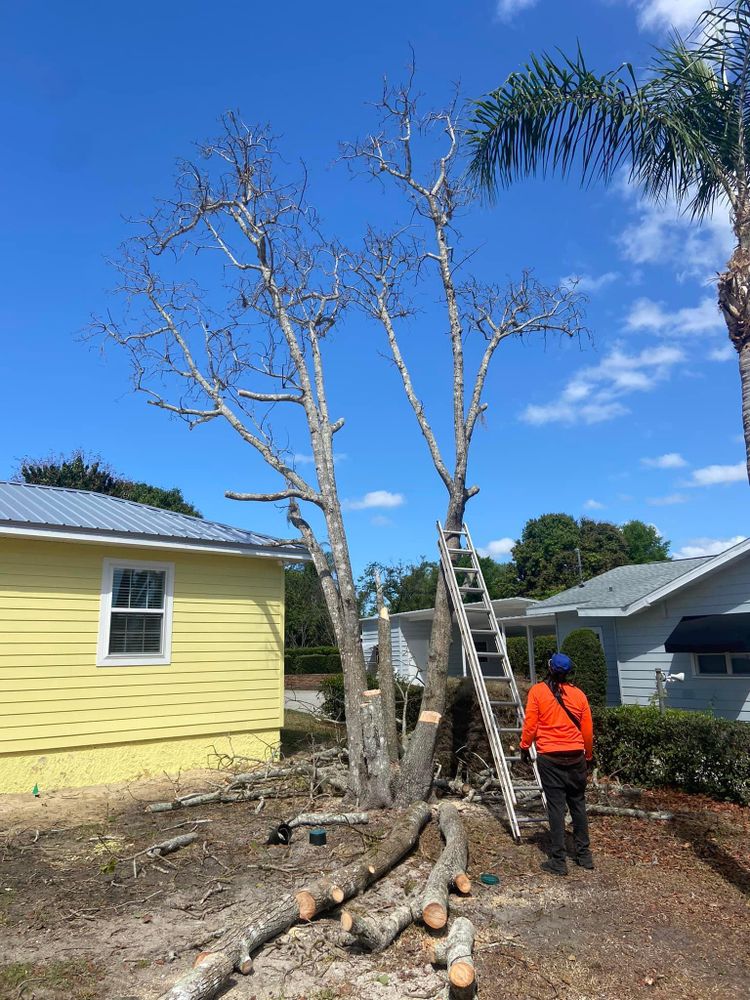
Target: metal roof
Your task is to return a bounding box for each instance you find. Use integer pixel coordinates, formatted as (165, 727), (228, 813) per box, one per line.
(529, 557), (712, 613)
(0, 482), (309, 560)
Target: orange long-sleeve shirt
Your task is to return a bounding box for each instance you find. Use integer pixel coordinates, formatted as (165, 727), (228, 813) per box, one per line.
(520, 681), (594, 760)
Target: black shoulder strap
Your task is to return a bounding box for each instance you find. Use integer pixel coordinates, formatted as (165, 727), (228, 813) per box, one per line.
(546, 680), (582, 731)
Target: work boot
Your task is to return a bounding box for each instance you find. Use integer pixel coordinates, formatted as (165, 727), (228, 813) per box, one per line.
(540, 859), (568, 877)
(575, 853), (595, 870)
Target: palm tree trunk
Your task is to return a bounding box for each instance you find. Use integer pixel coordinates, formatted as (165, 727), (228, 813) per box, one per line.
(739, 342), (750, 484)
(718, 237), (750, 484)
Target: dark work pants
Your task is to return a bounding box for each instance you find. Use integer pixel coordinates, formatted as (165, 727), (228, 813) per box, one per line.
(536, 753), (591, 868)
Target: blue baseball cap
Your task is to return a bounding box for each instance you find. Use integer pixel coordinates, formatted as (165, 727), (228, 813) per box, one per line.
(549, 652), (574, 674)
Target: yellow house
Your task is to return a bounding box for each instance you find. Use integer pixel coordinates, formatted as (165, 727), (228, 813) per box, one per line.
(0, 481), (308, 793)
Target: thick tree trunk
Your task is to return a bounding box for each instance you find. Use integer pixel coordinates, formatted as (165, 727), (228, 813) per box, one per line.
(375, 572), (400, 763)
(718, 227), (750, 483)
(396, 509), (464, 804)
(421, 801), (471, 930)
(360, 690), (394, 808)
(158, 802), (431, 1000)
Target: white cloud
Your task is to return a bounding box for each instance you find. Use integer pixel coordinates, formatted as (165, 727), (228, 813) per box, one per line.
(686, 462), (746, 487)
(521, 344), (684, 426)
(345, 490), (405, 510)
(618, 191), (732, 281)
(709, 344), (735, 362)
(370, 514), (393, 527)
(626, 296), (723, 337)
(583, 499), (606, 510)
(478, 537), (515, 560)
(641, 452), (688, 469)
(561, 271), (619, 294)
(626, 0), (706, 32)
(496, 0), (538, 20)
(646, 493), (688, 506)
(674, 535), (748, 559)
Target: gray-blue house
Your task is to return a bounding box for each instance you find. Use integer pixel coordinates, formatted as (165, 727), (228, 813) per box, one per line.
(360, 538), (750, 722)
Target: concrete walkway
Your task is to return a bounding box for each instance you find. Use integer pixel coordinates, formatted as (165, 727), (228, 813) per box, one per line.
(284, 688), (325, 715)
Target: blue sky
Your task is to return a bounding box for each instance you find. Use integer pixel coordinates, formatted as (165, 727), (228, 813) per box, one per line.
(1, 0), (745, 576)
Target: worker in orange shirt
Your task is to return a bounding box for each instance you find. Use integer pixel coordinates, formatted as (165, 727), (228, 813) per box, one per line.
(520, 652), (594, 875)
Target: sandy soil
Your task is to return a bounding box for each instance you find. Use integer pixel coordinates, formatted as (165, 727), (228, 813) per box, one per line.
(1, 760), (748, 1000)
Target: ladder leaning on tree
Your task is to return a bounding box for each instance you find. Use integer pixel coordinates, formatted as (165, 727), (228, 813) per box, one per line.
(436, 521), (548, 842)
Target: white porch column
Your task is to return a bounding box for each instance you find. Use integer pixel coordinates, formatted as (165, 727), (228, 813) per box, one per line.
(526, 624), (537, 685)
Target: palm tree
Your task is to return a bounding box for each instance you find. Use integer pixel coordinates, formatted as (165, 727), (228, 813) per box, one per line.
(468, 1), (750, 482)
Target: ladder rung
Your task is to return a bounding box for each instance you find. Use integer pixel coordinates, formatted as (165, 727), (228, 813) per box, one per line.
(517, 817), (548, 825)
(477, 651), (505, 657)
(489, 699), (517, 706)
(446, 547), (468, 554)
(499, 726), (522, 733)
(470, 629), (496, 634)
(483, 675), (512, 681)
(506, 754), (521, 762)
(513, 784), (543, 792)
(458, 586), (483, 594)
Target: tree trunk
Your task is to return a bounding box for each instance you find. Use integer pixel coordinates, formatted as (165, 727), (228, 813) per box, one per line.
(375, 571), (400, 763)
(360, 690), (394, 808)
(421, 801), (471, 930)
(395, 510), (464, 804)
(158, 802), (431, 1000)
(718, 229), (750, 483)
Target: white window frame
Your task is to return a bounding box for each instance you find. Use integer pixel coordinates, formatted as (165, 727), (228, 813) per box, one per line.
(97, 558), (175, 667)
(691, 652), (750, 678)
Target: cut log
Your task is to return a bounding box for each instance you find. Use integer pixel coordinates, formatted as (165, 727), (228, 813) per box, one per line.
(360, 690), (394, 809)
(146, 833), (199, 858)
(288, 812), (369, 829)
(340, 897), (421, 951)
(157, 800), (431, 1000)
(422, 802), (470, 930)
(428, 916), (476, 998)
(588, 805), (674, 821)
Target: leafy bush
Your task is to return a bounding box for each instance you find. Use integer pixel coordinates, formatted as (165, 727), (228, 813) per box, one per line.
(561, 629), (607, 706)
(593, 705), (750, 804)
(320, 673), (378, 721)
(285, 646), (340, 674)
(505, 634), (556, 678)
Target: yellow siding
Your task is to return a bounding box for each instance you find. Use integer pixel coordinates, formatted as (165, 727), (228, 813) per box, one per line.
(0, 537), (284, 790)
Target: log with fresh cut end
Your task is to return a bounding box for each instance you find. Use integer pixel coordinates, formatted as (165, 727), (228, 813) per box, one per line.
(340, 897), (422, 951)
(421, 801), (470, 929)
(157, 800), (431, 1000)
(428, 916), (476, 998)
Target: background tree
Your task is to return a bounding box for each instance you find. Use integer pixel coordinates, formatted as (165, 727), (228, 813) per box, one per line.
(358, 559), (440, 617)
(284, 563), (336, 649)
(622, 520), (670, 563)
(18, 450), (201, 516)
(469, 1), (750, 482)
(348, 81), (583, 802)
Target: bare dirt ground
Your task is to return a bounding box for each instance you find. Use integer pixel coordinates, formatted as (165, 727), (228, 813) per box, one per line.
(1, 718), (748, 1000)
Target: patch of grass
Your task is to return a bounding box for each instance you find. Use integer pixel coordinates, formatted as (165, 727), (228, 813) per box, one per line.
(281, 709), (342, 755)
(0, 958), (103, 999)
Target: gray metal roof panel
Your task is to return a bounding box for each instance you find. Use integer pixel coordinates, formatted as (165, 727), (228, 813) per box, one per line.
(0, 482), (308, 558)
(531, 557), (713, 612)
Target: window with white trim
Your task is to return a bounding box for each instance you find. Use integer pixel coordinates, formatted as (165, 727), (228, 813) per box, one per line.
(97, 559), (174, 666)
(694, 653), (750, 677)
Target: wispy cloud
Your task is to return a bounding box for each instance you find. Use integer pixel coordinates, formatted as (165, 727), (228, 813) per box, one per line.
(626, 297), (722, 337)
(674, 535), (747, 558)
(521, 344), (684, 426)
(709, 344), (735, 362)
(646, 493), (688, 506)
(344, 490), (405, 510)
(495, 0), (538, 21)
(623, 0), (706, 32)
(561, 271), (619, 294)
(478, 537), (515, 560)
(641, 452), (688, 469)
(685, 462), (746, 487)
(293, 452), (348, 465)
(583, 499), (606, 510)
(370, 514), (393, 527)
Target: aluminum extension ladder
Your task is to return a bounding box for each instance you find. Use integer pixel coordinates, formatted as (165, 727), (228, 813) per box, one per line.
(437, 521), (548, 841)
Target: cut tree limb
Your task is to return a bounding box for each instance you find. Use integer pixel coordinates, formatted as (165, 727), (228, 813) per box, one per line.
(146, 833), (199, 858)
(288, 812), (369, 829)
(428, 916), (476, 998)
(157, 800), (431, 1000)
(340, 896), (421, 951)
(588, 805), (674, 821)
(422, 802), (470, 930)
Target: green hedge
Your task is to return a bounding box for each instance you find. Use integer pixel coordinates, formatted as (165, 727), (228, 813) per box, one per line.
(593, 705), (750, 804)
(561, 628), (607, 706)
(320, 673), (423, 729)
(285, 646), (340, 675)
(506, 634), (557, 678)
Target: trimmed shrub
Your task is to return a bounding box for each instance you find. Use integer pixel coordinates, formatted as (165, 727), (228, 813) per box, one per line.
(293, 653), (330, 674)
(326, 651), (342, 672)
(561, 628), (607, 706)
(506, 634), (557, 679)
(285, 646), (340, 674)
(593, 705), (750, 804)
(320, 673), (378, 721)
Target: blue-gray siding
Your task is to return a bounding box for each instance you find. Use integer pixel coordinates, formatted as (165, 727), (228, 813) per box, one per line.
(613, 557), (750, 721)
(555, 613), (622, 706)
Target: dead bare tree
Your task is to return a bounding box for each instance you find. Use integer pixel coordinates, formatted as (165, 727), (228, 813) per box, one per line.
(346, 82), (584, 802)
(94, 115), (389, 806)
